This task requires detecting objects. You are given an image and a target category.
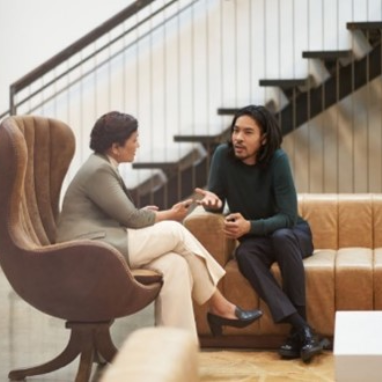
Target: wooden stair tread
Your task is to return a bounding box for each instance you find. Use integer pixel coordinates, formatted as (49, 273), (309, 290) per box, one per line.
(259, 78), (307, 88)
(217, 108), (240, 116)
(174, 133), (225, 144)
(132, 146), (205, 172)
(347, 22), (382, 30)
(302, 50), (352, 59)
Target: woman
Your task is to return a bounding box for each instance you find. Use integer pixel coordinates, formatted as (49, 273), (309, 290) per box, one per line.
(195, 105), (328, 361)
(56, 111), (262, 343)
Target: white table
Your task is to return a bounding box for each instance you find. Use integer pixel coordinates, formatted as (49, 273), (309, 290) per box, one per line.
(334, 311), (382, 382)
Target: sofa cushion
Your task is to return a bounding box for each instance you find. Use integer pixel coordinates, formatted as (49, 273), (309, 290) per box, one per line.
(335, 248), (374, 310)
(337, 196), (373, 248)
(304, 249), (336, 336)
(299, 194), (339, 249)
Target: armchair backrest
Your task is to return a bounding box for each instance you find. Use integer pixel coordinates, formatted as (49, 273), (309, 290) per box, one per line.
(0, 115), (75, 248)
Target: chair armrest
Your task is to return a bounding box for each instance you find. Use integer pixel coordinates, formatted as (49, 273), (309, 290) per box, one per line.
(132, 268), (163, 285)
(184, 206), (236, 268)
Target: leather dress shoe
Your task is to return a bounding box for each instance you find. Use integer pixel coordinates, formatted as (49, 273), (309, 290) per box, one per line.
(299, 326), (325, 362)
(279, 327), (331, 361)
(207, 307), (263, 337)
(278, 328), (301, 359)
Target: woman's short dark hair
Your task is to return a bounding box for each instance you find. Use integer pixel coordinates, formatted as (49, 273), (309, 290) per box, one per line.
(90, 111), (138, 153)
(228, 105), (282, 165)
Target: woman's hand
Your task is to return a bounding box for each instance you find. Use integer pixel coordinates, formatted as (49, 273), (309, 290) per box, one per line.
(154, 199), (193, 222)
(194, 187), (223, 210)
(169, 199), (193, 221)
(223, 213), (251, 239)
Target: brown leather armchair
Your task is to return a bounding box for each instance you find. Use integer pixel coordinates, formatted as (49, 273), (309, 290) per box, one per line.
(0, 115), (162, 382)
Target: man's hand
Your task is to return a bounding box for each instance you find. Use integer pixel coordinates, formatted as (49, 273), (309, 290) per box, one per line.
(194, 187), (223, 210)
(223, 213), (251, 239)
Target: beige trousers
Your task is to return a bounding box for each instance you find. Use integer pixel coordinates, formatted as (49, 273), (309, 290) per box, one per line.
(127, 220), (226, 341)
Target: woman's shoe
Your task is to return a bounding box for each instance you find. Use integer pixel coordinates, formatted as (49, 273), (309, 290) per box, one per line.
(207, 307), (263, 336)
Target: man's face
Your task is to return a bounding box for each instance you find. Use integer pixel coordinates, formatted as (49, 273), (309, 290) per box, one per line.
(231, 115), (266, 165)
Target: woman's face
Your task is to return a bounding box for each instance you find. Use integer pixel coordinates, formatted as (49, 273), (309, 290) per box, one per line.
(112, 131), (140, 163)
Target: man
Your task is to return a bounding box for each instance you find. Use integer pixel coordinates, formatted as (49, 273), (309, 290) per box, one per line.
(196, 105), (328, 361)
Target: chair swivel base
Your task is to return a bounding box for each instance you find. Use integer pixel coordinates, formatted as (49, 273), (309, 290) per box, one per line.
(9, 320), (117, 382)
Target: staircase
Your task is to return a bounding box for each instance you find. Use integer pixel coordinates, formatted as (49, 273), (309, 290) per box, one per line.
(215, 22), (382, 134)
(3, 0), (382, 207)
(172, 21), (382, 204)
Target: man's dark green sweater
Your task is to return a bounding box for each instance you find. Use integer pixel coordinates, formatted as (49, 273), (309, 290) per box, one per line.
(207, 144), (306, 237)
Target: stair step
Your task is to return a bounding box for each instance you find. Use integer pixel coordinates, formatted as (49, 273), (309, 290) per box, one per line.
(347, 22), (382, 47)
(302, 50), (352, 60)
(121, 169), (166, 194)
(259, 78), (307, 89)
(174, 130), (230, 145)
(216, 108), (239, 116)
(347, 22), (382, 31)
(303, 50), (353, 73)
(259, 78), (308, 101)
(217, 100), (277, 117)
(132, 146), (206, 173)
(173, 134), (219, 144)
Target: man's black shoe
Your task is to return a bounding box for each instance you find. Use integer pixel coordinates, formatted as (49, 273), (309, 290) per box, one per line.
(299, 326), (324, 362)
(278, 329), (301, 359)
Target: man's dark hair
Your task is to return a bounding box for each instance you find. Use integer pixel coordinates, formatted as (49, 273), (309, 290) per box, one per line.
(90, 111), (138, 153)
(227, 105), (282, 165)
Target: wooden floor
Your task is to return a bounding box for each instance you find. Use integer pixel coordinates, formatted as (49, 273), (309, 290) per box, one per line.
(0, 269), (155, 381)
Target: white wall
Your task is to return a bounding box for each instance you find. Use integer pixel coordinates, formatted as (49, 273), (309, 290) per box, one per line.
(0, 0), (133, 114)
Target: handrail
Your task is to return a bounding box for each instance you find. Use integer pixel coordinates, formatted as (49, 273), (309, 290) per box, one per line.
(14, 0), (196, 116)
(0, 110), (9, 121)
(9, 0), (157, 115)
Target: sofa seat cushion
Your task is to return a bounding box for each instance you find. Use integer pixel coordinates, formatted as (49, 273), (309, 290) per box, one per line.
(304, 249), (336, 335)
(335, 248), (374, 310)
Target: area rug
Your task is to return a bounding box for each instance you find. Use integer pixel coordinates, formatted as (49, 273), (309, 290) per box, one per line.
(198, 349), (334, 382)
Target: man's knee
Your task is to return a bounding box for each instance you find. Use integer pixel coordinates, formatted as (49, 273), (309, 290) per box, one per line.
(235, 246), (259, 271)
(271, 228), (294, 248)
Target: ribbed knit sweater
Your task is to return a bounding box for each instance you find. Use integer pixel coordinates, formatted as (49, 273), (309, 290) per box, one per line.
(207, 144), (306, 236)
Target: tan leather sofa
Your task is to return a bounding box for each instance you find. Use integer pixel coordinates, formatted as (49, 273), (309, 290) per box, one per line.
(184, 193), (382, 349)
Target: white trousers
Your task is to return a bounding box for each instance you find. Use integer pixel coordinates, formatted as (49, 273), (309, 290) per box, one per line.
(127, 220), (226, 341)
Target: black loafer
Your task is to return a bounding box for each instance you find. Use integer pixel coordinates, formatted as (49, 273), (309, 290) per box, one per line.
(207, 307), (263, 337)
